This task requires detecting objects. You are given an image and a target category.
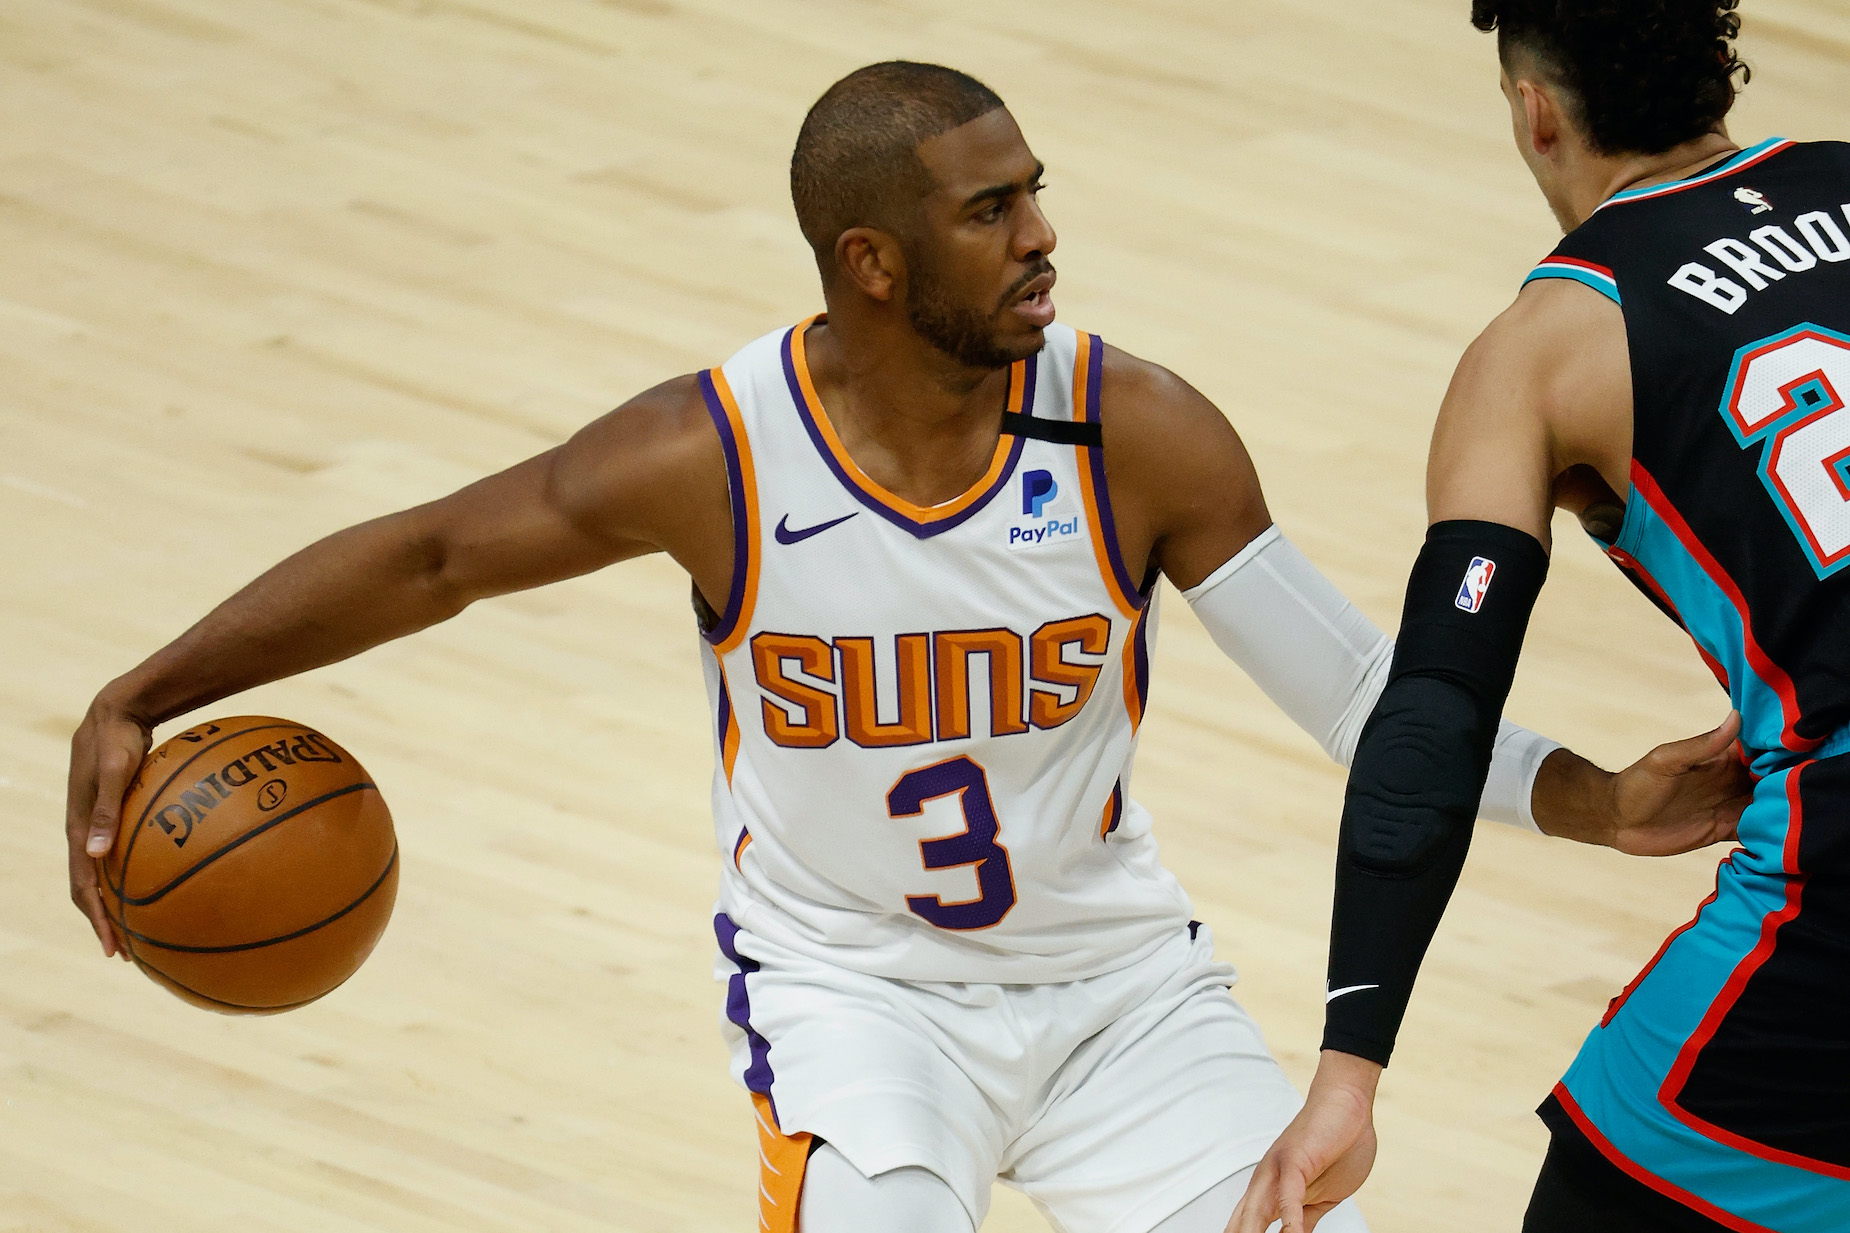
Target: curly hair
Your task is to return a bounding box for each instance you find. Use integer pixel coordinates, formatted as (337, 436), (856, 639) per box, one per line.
(1471, 0), (1751, 155)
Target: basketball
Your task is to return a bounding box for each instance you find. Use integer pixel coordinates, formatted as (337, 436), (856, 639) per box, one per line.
(95, 716), (399, 1015)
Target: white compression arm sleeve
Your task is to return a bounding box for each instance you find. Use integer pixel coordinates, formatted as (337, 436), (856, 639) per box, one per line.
(1182, 525), (1560, 832)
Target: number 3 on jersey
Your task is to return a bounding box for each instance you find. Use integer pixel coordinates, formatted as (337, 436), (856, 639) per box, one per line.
(887, 756), (1017, 931)
(1722, 324), (1850, 577)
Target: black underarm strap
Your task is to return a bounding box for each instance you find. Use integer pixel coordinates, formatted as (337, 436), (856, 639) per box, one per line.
(1000, 411), (1102, 447)
(1322, 520), (1549, 1066)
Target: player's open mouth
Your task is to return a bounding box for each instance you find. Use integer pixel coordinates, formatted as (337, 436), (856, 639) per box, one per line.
(1011, 274), (1057, 328)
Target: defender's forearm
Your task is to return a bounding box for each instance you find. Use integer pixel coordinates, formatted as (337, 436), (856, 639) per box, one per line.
(1526, 747), (1620, 845)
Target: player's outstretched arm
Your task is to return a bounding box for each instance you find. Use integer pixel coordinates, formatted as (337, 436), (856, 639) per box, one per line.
(67, 376), (729, 956)
(1232, 282), (1631, 1230)
(1226, 1050), (1380, 1233)
(1097, 343), (1749, 851)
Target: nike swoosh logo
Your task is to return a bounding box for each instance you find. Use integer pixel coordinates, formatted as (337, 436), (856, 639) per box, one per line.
(1325, 984), (1380, 1004)
(774, 512), (858, 545)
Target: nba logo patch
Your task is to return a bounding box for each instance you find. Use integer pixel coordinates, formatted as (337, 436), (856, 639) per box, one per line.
(1734, 186), (1773, 215)
(1456, 557), (1496, 613)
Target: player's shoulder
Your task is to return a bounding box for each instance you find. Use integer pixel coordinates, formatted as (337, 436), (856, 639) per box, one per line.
(1089, 338), (1265, 521)
(1461, 280), (1618, 399)
(589, 321), (800, 450)
(1505, 271), (1624, 333)
(1095, 341), (1231, 445)
(583, 372), (714, 453)
(551, 373), (725, 518)
(1446, 276), (1629, 446)
(713, 322), (797, 377)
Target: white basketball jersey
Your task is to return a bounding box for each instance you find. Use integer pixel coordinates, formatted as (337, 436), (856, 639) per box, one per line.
(698, 318), (1192, 983)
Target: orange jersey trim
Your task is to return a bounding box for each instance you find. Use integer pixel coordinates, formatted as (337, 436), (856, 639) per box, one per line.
(752, 1092), (811, 1233)
(1121, 605), (1149, 733)
(716, 655), (742, 785)
(1071, 332), (1142, 618)
(1099, 780), (1124, 838)
(701, 366), (761, 655)
(788, 316), (1028, 526)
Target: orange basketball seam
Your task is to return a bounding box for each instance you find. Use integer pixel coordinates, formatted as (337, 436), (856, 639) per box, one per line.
(123, 844), (399, 953)
(117, 780), (377, 906)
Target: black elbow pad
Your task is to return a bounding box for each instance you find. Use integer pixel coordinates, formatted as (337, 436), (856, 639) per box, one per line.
(1323, 520), (1549, 1065)
(1344, 674), (1485, 874)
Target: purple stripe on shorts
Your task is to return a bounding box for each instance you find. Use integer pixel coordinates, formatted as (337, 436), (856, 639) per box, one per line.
(714, 913), (776, 1102)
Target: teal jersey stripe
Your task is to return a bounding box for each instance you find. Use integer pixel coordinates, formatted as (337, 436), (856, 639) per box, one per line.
(1603, 138), (1790, 207)
(1524, 264), (1622, 306)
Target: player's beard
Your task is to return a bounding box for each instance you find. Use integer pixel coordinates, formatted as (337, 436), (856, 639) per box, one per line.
(905, 247), (1051, 370)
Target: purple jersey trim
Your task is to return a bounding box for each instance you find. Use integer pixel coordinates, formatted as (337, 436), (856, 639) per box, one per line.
(1081, 334), (1150, 607)
(698, 369), (752, 647)
(781, 327), (1030, 540)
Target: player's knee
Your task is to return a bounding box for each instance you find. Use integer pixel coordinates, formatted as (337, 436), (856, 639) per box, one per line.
(797, 1143), (972, 1233)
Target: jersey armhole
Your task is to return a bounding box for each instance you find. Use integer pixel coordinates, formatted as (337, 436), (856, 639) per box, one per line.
(1071, 333), (1149, 617)
(1524, 257), (1623, 306)
(697, 366), (760, 653)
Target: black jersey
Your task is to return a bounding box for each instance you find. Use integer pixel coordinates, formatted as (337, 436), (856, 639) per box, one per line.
(1528, 139), (1850, 772)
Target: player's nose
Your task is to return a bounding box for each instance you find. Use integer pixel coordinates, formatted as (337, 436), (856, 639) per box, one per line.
(1015, 197), (1056, 261)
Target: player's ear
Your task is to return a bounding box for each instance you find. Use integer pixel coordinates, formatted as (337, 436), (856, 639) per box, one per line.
(835, 227), (904, 303)
(1516, 78), (1559, 160)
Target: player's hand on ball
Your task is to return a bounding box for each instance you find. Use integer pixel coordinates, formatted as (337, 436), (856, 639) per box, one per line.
(1227, 1052), (1380, 1233)
(1606, 710), (1751, 857)
(66, 691), (152, 960)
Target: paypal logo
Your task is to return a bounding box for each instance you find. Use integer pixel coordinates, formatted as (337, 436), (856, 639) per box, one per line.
(1008, 519), (1081, 549)
(1022, 469), (1059, 517)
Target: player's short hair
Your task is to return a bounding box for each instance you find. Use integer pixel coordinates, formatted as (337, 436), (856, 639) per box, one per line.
(791, 61), (1006, 265)
(1471, 0), (1750, 155)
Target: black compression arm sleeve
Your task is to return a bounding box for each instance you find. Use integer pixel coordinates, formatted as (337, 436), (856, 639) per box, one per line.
(1321, 521), (1548, 1066)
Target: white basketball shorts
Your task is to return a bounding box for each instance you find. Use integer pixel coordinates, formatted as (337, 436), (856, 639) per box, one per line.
(715, 916), (1359, 1233)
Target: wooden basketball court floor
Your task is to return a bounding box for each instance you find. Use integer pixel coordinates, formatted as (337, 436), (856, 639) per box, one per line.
(2, 1), (1844, 1229)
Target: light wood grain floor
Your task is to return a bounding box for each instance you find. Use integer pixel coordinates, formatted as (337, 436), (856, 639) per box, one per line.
(3, 1), (1845, 1229)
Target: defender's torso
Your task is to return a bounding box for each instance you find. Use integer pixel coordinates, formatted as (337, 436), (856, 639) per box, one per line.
(1532, 139), (1850, 772)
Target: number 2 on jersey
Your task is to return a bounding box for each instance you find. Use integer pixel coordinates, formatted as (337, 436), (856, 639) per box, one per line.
(1722, 324), (1850, 577)
(887, 756), (1017, 931)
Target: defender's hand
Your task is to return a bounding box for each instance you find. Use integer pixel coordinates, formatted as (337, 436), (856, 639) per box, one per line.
(1604, 711), (1749, 856)
(1531, 712), (1750, 855)
(66, 694), (153, 959)
(1227, 1052), (1381, 1233)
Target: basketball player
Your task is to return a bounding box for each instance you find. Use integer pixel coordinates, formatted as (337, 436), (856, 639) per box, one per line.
(65, 63), (1747, 1233)
(1233, 4), (1850, 1231)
